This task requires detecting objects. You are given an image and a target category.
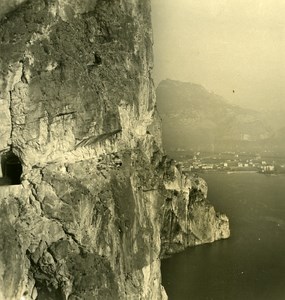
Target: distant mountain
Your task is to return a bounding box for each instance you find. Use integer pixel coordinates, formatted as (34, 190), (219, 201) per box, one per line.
(156, 79), (281, 153)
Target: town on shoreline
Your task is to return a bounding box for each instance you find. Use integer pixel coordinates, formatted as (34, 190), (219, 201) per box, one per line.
(168, 150), (285, 175)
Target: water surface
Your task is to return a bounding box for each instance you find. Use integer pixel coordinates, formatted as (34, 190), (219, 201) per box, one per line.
(161, 173), (285, 300)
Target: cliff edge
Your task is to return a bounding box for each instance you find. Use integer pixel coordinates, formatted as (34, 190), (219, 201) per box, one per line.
(0, 1), (229, 299)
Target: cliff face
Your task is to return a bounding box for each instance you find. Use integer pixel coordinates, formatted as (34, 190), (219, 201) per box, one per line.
(0, 1), (229, 299)
(160, 163), (230, 256)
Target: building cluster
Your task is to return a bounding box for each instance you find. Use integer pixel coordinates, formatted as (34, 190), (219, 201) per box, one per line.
(180, 152), (281, 174)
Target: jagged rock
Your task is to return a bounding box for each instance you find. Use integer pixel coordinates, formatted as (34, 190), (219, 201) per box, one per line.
(160, 166), (230, 256)
(0, 1), (229, 299)
(0, 2), (166, 298)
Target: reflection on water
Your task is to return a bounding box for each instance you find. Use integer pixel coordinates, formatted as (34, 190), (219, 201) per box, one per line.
(161, 173), (285, 300)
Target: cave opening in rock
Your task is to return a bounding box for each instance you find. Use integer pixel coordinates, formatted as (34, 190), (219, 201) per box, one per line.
(35, 281), (64, 300)
(0, 151), (23, 185)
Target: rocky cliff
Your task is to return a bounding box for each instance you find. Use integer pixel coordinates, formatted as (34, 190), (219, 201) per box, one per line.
(160, 163), (230, 256)
(0, 1), (229, 299)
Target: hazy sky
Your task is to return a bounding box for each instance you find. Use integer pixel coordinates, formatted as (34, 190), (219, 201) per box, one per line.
(151, 0), (285, 110)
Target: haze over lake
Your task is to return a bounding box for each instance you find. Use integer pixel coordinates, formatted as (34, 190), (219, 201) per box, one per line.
(152, 2), (285, 299)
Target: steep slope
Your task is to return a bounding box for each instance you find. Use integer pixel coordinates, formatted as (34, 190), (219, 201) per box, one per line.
(159, 160), (229, 256)
(156, 79), (273, 152)
(0, 2), (229, 299)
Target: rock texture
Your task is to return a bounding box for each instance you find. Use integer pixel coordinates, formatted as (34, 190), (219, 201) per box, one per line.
(0, 1), (229, 299)
(160, 162), (230, 256)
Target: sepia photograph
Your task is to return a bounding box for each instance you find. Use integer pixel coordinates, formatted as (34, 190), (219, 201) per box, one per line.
(152, 1), (285, 299)
(0, 0), (284, 299)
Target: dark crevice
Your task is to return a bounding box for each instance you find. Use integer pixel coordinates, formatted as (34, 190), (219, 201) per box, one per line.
(55, 111), (77, 118)
(27, 250), (64, 300)
(8, 90), (13, 140)
(94, 52), (102, 65)
(61, 226), (81, 246)
(0, 150), (23, 185)
(75, 128), (122, 149)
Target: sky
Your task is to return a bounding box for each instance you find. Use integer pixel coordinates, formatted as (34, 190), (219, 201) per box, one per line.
(151, 0), (285, 110)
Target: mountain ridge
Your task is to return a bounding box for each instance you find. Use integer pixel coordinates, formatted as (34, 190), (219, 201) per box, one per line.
(156, 79), (280, 152)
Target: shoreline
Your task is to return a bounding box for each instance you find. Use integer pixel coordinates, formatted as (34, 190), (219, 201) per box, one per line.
(184, 170), (285, 176)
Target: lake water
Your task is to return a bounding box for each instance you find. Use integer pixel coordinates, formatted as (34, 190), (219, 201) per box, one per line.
(161, 172), (285, 300)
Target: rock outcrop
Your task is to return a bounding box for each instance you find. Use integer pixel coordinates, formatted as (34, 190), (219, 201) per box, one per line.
(0, 1), (229, 299)
(159, 160), (230, 256)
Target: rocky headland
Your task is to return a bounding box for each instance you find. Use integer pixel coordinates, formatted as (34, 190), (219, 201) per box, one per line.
(0, 1), (229, 299)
